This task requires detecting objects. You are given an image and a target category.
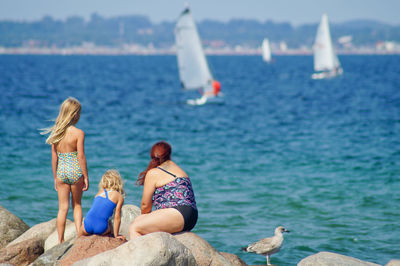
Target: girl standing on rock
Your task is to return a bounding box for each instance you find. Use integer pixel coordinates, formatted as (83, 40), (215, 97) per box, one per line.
(80, 169), (125, 240)
(42, 97), (89, 243)
(129, 141), (198, 239)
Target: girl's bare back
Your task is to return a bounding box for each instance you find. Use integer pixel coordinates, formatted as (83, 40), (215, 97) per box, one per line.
(56, 126), (82, 153)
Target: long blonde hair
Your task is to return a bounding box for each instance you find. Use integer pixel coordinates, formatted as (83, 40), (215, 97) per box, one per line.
(99, 169), (125, 196)
(41, 97), (81, 144)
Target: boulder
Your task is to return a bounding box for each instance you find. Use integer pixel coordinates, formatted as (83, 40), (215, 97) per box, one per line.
(386, 260), (400, 266)
(220, 252), (248, 266)
(0, 205), (30, 248)
(58, 235), (126, 266)
(118, 204), (141, 240)
(31, 237), (75, 266)
(73, 232), (197, 266)
(44, 219), (76, 251)
(174, 231), (231, 266)
(297, 252), (380, 266)
(0, 238), (44, 266)
(7, 218), (57, 247)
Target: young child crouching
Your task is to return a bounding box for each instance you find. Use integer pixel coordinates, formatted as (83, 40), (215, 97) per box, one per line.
(81, 169), (125, 240)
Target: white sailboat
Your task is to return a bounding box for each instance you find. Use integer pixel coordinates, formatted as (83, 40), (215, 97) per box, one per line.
(262, 38), (272, 63)
(175, 6), (221, 105)
(312, 13), (343, 79)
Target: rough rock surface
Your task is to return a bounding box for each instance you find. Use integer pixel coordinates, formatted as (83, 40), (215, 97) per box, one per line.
(31, 237), (75, 266)
(174, 231), (231, 265)
(0, 205), (30, 248)
(73, 232), (197, 266)
(297, 252), (381, 266)
(0, 238), (44, 266)
(118, 204), (141, 240)
(220, 252), (248, 266)
(386, 260), (400, 266)
(7, 218), (57, 247)
(44, 220), (76, 251)
(59, 235), (126, 266)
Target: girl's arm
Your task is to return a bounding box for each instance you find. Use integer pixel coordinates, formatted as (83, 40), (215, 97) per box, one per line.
(51, 144), (58, 191)
(76, 130), (89, 191)
(113, 195), (125, 239)
(141, 171), (156, 214)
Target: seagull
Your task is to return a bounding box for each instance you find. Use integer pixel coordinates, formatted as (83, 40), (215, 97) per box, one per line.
(241, 226), (290, 265)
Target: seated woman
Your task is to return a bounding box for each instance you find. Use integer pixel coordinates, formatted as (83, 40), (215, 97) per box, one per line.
(129, 141), (198, 239)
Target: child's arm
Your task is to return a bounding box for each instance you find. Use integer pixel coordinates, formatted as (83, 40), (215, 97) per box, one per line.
(113, 195), (125, 239)
(51, 144), (58, 191)
(76, 130), (89, 191)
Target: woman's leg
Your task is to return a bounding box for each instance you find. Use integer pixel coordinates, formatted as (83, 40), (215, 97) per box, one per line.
(129, 208), (184, 239)
(56, 180), (71, 243)
(71, 178), (84, 234)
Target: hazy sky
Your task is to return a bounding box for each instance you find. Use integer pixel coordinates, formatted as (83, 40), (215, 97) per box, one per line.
(1, 0), (399, 25)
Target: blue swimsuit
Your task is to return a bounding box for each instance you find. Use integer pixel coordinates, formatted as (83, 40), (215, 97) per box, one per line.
(84, 189), (116, 235)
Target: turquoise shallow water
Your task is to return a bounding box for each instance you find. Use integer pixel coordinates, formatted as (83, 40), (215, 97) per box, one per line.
(0, 55), (399, 265)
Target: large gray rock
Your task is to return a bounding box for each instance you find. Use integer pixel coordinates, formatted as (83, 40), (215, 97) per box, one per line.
(7, 218), (57, 247)
(220, 252), (248, 266)
(118, 204), (141, 240)
(0, 205), (30, 248)
(58, 235), (126, 266)
(31, 237), (75, 266)
(386, 260), (400, 266)
(73, 232), (197, 266)
(0, 238), (44, 266)
(44, 219), (76, 251)
(174, 231), (231, 266)
(298, 252), (381, 266)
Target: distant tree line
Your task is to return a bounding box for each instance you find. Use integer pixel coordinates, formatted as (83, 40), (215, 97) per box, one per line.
(0, 13), (399, 48)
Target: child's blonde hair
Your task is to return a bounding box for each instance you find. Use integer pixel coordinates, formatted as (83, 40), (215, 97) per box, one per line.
(41, 97), (81, 144)
(99, 169), (125, 196)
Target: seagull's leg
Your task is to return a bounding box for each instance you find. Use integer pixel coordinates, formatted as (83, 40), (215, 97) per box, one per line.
(266, 254), (271, 265)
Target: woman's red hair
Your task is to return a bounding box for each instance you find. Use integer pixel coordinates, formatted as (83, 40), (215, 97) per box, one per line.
(136, 141), (171, 186)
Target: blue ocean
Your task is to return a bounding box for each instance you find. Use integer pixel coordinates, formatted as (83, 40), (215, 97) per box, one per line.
(0, 55), (399, 265)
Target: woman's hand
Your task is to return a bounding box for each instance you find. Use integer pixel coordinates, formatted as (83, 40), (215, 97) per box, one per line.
(54, 179), (58, 191)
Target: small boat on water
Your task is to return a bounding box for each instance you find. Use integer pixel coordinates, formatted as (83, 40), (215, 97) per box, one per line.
(262, 38), (272, 63)
(312, 13), (343, 79)
(174, 6), (221, 105)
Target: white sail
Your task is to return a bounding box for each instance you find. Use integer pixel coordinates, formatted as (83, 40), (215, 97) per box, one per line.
(312, 14), (342, 78)
(262, 38), (271, 63)
(175, 7), (213, 92)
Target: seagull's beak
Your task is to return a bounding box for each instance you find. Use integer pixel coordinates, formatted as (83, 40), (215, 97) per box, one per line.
(284, 229), (290, 233)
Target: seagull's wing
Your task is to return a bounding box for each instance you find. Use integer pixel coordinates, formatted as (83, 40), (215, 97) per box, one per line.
(247, 236), (283, 255)
(247, 237), (273, 253)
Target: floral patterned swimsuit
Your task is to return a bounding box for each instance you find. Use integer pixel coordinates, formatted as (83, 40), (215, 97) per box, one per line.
(57, 151), (82, 184)
(153, 167), (198, 231)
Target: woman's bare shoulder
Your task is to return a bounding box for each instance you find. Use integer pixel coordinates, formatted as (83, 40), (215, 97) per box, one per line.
(146, 168), (160, 179)
(169, 161), (188, 177)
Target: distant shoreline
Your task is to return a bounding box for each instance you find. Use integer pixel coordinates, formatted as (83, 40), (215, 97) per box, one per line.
(1, 47), (398, 56)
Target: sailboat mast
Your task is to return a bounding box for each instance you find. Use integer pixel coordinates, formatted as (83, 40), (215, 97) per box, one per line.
(174, 7), (213, 91)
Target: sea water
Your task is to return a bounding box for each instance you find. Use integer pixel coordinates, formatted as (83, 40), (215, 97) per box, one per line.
(0, 55), (399, 265)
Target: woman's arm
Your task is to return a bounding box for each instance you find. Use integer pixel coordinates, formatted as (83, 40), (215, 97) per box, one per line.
(141, 171), (156, 214)
(51, 144), (58, 191)
(76, 130), (89, 191)
(113, 195), (125, 239)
